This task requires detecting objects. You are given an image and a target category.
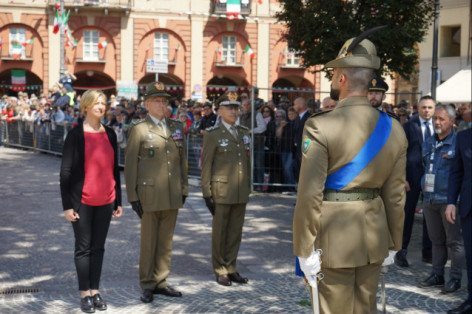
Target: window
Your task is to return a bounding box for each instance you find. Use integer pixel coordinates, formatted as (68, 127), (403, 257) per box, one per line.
(440, 26), (461, 57)
(222, 35), (236, 65)
(83, 30), (99, 61)
(154, 32), (169, 62)
(285, 48), (300, 67)
(9, 28), (26, 58)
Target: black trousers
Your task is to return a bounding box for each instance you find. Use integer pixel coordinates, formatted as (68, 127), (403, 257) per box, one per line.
(401, 186), (432, 254)
(72, 202), (114, 291)
(461, 212), (472, 301)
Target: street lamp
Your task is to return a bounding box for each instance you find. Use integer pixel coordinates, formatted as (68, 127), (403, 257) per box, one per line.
(430, 0), (440, 100)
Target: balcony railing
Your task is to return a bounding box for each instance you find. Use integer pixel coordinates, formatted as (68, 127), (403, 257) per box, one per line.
(212, 0), (251, 16)
(48, 0), (132, 11)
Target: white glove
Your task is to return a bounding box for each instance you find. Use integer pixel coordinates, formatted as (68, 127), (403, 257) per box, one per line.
(298, 250), (322, 287)
(382, 250), (396, 266)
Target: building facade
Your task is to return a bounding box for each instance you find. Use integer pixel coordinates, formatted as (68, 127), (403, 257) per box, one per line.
(0, 0), (328, 102)
(417, 0), (471, 97)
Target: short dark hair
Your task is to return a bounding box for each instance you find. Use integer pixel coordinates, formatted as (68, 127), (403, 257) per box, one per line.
(419, 95), (434, 102)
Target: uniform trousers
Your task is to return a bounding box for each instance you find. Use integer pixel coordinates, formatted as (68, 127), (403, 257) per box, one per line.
(212, 203), (246, 276)
(423, 203), (465, 279)
(72, 202), (114, 291)
(140, 209), (178, 290)
(318, 262), (382, 314)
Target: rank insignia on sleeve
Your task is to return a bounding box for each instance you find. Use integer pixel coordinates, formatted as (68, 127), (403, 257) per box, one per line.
(302, 138), (311, 153)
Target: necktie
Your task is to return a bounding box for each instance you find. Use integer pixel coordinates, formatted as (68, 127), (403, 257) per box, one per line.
(230, 125), (238, 139)
(424, 121), (431, 140)
(157, 121), (166, 136)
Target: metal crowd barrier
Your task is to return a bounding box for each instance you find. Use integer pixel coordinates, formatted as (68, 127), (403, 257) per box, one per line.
(0, 120), (298, 191)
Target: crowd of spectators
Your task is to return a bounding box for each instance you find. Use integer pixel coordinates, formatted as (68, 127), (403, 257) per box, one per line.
(1, 87), (471, 192)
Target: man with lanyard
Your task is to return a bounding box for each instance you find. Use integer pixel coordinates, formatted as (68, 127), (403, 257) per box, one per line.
(367, 75), (388, 110)
(419, 104), (465, 293)
(293, 28), (407, 313)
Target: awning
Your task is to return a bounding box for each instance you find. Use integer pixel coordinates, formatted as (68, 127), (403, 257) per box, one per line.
(435, 68), (471, 103)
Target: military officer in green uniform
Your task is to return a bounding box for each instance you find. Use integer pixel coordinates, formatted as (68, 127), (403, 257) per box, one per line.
(124, 82), (188, 303)
(367, 75), (389, 109)
(293, 30), (407, 313)
(201, 91), (251, 286)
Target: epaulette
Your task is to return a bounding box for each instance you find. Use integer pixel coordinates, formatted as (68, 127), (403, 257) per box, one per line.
(206, 125), (220, 132)
(130, 118), (145, 127)
(237, 124), (249, 131)
(310, 109), (333, 118)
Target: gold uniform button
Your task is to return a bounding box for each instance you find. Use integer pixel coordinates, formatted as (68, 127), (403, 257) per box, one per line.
(168, 161), (170, 164)
(169, 173), (171, 175)
(167, 150), (170, 154)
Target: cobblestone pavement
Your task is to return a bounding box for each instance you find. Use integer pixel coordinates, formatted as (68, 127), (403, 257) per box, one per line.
(0, 147), (468, 313)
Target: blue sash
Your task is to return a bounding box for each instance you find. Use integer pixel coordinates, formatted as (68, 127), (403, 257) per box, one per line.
(325, 112), (392, 190)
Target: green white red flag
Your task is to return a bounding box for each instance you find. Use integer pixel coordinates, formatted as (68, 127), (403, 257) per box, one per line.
(11, 41), (23, 59)
(244, 44), (255, 58)
(226, 0), (241, 20)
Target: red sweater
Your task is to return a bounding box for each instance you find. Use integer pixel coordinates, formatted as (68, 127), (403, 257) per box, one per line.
(81, 132), (116, 206)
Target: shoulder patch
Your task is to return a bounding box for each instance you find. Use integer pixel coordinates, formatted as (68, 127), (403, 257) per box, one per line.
(206, 125), (220, 132)
(130, 118), (145, 127)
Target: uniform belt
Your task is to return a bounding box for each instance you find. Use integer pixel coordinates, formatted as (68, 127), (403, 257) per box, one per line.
(323, 188), (380, 202)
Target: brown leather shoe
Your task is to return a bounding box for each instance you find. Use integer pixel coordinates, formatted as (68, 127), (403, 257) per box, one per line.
(228, 272), (248, 284)
(153, 285), (182, 297)
(216, 275), (232, 286)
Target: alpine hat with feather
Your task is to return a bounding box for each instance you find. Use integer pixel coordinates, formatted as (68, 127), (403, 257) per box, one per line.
(144, 81), (171, 99)
(324, 26), (386, 70)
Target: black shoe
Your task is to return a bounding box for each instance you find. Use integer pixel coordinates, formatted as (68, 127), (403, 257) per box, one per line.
(447, 300), (472, 314)
(92, 294), (107, 311)
(228, 272), (248, 284)
(216, 275), (232, 286)
(419, 273), (445, 287)
(394, 251), (409, 268)
(443, 279), (461, 293)
(140, 289), (154, 303)
(153, 285), (182, 297)
(80, 296), (95, 313)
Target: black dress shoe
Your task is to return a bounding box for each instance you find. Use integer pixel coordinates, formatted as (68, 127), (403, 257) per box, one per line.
(394, 251), (409, 268)
(216, 275), (232, 286)
(447, 300), (472, 314)
(140, 289), (154, 303)
(153, 285), (182, 297)
(80, 296), (95, 313)
(92, 294), (107, 311)
(228, 272), (249, 284)
(443, 279), (461, 293)
(419, 273), (445, 287)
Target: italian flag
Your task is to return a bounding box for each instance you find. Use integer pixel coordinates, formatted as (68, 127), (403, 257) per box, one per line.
(53, 11), (60, 34)
(98, 40), (108, 49)
(12, 69), (26, 87)
(11, 41), (23, 59)
(226, 0), (241, 20)
(244, 44), (255, 59)
(22, 37), (34, 47)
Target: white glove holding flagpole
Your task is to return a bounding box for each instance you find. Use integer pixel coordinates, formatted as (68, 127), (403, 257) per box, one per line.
(382, 250), (396, 267)
(298, 250), (322, 287)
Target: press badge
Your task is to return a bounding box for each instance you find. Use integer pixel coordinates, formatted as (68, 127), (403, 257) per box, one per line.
(424, 173), (435, 192)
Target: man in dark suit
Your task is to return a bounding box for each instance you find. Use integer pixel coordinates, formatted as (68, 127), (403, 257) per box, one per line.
(293, 97), (310, 181)
(395, 95), (435, 267)
(446, 128), (472, 314)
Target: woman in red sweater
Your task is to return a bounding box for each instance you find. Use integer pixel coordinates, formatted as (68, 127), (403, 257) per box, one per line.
(60, 90), (123, 313)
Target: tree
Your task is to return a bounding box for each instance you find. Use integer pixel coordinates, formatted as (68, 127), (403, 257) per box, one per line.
(276, 0), (435, 79)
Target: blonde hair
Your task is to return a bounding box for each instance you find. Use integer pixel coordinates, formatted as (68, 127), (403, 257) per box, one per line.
(80, 90), (107, 116)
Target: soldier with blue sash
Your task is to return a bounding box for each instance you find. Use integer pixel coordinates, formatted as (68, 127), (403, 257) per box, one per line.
(293, 28), (407, 313)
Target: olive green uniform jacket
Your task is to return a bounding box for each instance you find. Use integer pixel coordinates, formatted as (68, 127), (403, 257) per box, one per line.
(293, 96), (407, 268)
(125, 116), (188, 211)
(201, 124), (251, 204)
